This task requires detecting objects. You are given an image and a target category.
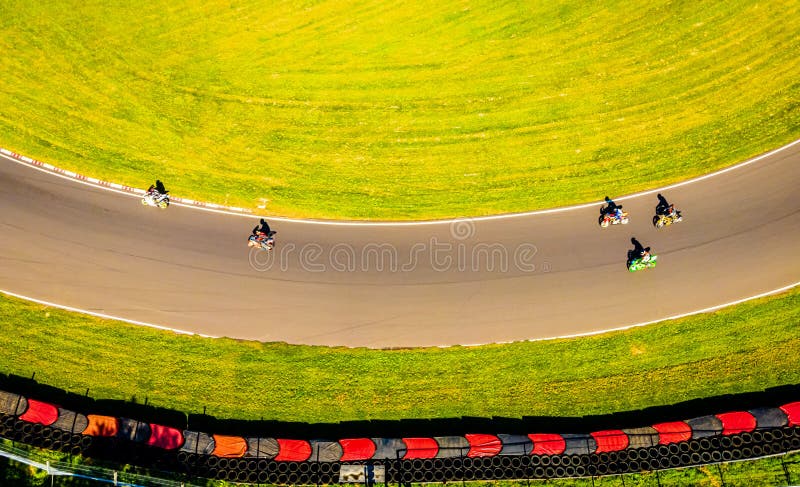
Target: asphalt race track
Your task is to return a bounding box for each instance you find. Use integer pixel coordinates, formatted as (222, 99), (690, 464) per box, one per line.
(1, 144), (799, 348)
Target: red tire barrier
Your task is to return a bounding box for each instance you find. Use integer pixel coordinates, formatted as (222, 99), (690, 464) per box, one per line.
(147, 423), (183, 449)
(275, 439), (311, 462)
(716, 411), (756, 435)
(781, 403), (800, 426)
(653, 421), (692, 445)
(529, 434), (566, 455)
(591, 430), (628, 453)
(465, 434), (502, 457)
(339, 438), (376, 461)
(402, 437), (438, 459)
(19, 399), (58, 426)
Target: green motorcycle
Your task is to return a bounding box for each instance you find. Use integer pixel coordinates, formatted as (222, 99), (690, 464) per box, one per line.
(628, 254), (657, 272)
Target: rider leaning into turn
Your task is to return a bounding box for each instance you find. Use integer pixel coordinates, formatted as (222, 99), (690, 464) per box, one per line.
(656, 193), (681, 218)
(147, 180), (168, 195)
(604, 196), (624, 219)
(630, 237), (651, 261)
(252, 218), (272, 238)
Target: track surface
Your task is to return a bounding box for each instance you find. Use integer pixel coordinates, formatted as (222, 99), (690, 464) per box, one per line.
(1, 145), (799, 347)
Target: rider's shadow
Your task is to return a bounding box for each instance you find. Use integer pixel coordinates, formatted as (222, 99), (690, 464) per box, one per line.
(598, 205), (612, 225)
(626, 249), (634, 269)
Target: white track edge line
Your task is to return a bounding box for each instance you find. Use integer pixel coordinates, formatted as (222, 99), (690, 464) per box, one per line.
(0, 152), (262, 220)
(4, 137), (800, 226)
(4, 282), (798, 349)
(0, 289), (218, 339)
(458, 280), (800, 348)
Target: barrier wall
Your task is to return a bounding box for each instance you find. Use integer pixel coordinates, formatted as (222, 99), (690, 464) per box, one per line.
(2, 388), (800, 484)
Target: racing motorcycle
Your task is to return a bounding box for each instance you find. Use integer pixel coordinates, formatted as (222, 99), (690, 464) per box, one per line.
(141, 190), (170, 209)
(628, 253), (658, 272)
(599, 210), (629, 228)
(653, 210), (683, 228)
(248, 231), (277, 251)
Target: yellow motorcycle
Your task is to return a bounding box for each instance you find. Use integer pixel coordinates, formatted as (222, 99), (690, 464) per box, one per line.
(653, 211), (682, 228)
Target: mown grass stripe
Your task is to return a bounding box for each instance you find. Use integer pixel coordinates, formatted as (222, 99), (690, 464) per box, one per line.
(0, 0), (798, 219)
(0, 287), (798, 423)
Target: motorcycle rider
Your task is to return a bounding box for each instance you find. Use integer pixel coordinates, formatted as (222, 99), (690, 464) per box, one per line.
(630, 237), (651, 262)
(252, 218), (272, 239)
(655, 193), (681, 219)
(147, 180), (168, 199)
(603, 196), (625, 221)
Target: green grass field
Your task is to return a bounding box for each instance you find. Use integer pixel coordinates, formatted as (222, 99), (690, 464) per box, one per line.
(1, 0), (798, 219)
(1, 286), (798, 423)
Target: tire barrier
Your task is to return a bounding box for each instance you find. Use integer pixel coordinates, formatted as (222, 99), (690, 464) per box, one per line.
(2, 389), (800, 483)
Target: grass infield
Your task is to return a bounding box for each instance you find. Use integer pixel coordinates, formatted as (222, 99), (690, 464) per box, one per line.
(1, 0), (799, 219)
(1, 286), (798, 423)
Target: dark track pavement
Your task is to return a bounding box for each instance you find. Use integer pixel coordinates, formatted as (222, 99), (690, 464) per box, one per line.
(1, 145), (799, 347)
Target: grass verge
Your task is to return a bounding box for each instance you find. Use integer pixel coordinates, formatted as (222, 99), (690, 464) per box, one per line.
(1, 0), (799, 219)
(1, 286), (799, 423)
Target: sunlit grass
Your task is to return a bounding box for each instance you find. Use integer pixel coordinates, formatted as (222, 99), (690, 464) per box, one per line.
(0, 0), (798, 219)
(1, 287), (798, 422)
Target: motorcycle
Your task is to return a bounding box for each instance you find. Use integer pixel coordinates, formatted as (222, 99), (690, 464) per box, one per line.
(628, 254), (658, 272)
(599, 210), (629, 228)
(653, 211), (682, 228)
(141, 190), (170, 209)
(248, 231), (276, 251)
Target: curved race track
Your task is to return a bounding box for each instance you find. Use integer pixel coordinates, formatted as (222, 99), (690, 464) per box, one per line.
(1, 144), (799, 348)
